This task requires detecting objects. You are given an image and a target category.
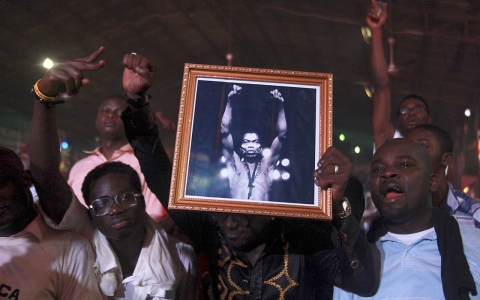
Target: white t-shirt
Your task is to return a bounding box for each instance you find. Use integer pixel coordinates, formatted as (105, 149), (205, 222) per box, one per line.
(0, 215), (102, 300)
(42, 192), (196, 299)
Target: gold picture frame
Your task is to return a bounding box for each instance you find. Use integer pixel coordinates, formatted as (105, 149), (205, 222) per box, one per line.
(169, 64), (333, 220)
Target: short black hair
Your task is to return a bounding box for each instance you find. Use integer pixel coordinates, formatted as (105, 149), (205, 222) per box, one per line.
(97, 95), (127, 111)
(397, 94), (430, 116)
(0, 147), (24, 173)
(412, 124), (453, 155)
(81, 161), (142, 205)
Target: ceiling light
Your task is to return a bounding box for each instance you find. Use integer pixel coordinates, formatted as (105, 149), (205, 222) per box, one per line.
(361, 26), (371, 44)
(364, 85), (374, 98)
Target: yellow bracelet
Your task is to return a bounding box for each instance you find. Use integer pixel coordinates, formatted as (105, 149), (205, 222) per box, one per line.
(33, 80), (57, 101)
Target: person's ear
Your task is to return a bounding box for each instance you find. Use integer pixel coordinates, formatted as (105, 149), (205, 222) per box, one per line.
(441, 152), (453, 167)
(429, 173), (438, 192)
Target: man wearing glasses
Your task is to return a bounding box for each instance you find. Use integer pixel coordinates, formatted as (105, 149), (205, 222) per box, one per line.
(29, 48), (196, 299)
(367, 0), (432, 151)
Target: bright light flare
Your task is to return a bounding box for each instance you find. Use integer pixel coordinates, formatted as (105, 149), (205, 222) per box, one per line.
(465, 108), (471, 117)
(43, 58), (54, 69)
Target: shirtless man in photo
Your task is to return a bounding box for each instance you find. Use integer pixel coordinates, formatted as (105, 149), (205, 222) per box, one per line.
(221, 84), (287, 200)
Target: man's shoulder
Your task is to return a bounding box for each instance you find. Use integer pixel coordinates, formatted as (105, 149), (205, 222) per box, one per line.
(69, 151), (103, 174)
(451, 188), (480, 213)
(16, 215), (93, 259)
(40, 217), (91, 246)
(69, 147), (139, 179)
(448, 187), (480, 230)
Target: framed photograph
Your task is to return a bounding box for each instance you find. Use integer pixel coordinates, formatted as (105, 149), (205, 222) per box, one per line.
(169, 64), (333, 220)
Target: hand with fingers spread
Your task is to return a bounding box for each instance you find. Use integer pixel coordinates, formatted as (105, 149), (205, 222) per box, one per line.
(122, 53), (157, 98)
(37, 46), (106, 98)
(313, 146), (353, 209)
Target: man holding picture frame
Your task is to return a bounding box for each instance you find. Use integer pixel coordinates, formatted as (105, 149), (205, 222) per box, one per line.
(127, 83), (379, 298)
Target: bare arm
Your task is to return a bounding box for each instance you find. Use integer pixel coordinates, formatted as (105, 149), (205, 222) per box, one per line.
(221, 85), (241, 160)
(29, 47), (105, 224)
(367, 1), (395, 150)
(268, 89), (287, 168)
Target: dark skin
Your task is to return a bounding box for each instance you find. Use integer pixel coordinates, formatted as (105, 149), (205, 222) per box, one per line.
(369, 139), (437, 234)
(314, 146), (354, 215)
(209, 213), (272, 265)
(367, 0), (431, 148)
(29, 47), (157, 278)
(207, 146), (353, 266)
(0, 148), (37, 237)
(406, 127), (452, 209)
(31, 47), (106, 224)
(367, 0), (393, 150)
(87, 173), (147, 278)
(396, 98), (432, 136)
(95, 96), (129, 160)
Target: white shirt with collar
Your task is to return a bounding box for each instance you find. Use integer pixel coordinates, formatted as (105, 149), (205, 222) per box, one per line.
(41, 192), (196, 300)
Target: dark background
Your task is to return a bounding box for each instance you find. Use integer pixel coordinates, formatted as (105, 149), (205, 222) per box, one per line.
(1, 0), (479, 170)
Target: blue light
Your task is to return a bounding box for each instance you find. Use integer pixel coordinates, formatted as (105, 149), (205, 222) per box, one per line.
(60, 141), (69, 149)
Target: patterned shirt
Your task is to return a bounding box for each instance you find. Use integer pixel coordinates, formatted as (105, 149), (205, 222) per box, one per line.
(446, 184), (480, 294)
(445, 182), (480, 228)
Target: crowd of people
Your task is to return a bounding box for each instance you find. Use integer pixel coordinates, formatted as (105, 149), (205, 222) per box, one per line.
(1, 0), (479, 299)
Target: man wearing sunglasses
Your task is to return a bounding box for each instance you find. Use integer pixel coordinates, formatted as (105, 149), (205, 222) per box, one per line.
(29, 47), (196, 299)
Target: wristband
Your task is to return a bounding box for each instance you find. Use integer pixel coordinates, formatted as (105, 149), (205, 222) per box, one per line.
(371, 34), (382, 39)
(32, 80), (65, 107)
(124, 94), (152, 109)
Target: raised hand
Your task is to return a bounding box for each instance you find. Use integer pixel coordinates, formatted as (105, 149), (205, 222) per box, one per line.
(366, 0), (388, 30)
(37, 47), (105, 97)
(122, 53), (157, 97)
(270, 89), (284, 102)
(313, 146), (353, 205)
(228, 84), (242, 99)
